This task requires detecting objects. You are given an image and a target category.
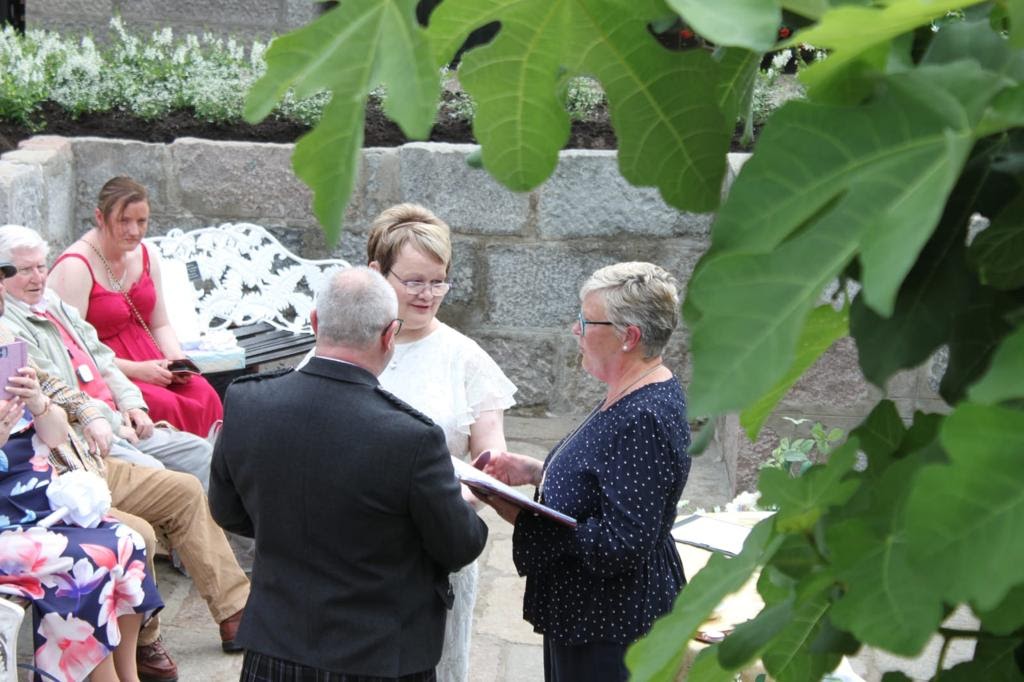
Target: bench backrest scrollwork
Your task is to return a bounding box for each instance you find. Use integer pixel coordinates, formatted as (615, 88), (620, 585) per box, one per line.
(147, 223), (350, 335)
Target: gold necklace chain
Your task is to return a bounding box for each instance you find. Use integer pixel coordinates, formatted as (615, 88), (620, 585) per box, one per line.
(83, 239), (126, 290)
(82, 239), (163, 353)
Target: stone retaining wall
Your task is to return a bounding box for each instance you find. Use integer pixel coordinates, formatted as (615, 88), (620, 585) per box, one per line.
(0, 135), (946, 494)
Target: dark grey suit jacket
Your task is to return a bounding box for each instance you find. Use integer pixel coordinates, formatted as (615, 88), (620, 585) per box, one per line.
(210, 356), (488, 677)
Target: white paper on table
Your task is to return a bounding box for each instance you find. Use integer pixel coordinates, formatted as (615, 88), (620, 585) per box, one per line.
(672, 513), (755, 557)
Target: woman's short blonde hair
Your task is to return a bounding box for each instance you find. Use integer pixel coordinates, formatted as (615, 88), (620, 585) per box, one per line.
(580, 262), (680, 358)
(366, 203), (452, 275)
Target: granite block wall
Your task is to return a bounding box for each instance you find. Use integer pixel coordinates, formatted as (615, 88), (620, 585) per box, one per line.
(0, 135), (947, 496)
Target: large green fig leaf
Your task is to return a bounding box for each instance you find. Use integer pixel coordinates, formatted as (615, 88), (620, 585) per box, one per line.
(848, 399), (905, 476)
(1011, 0), (1024, 47)
(626, 520), (780, 681)
(781, 0), (829, 21)
(968, 192), (1024, 290)
(685, 63), (1003, 416)
(827, 516), (942, 655)
(977, 582), (1024, 636)
(849, 168), (973, 388)
(427, 0), (729, 211)
(759, 440), (859, 533)
(741, 304), (849, 439)
(968, 325), (1024, 404)
(716, 48), (761, 127)
(244, 0), (436, 243)
(940, 285), (1016, 404)
(938, 638), (1024, 682)
(922, 17), (1024, 78)
(792, 0), (989, 97)
(906, 403), (1024, 611)
(686, 646), (737, 682)
(717, 598), (795, 669)
(667, 0), (781, 51)
(761, 589), (842, 682)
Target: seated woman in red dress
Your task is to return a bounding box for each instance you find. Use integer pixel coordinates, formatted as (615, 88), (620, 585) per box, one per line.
(47, 176), (223, 438)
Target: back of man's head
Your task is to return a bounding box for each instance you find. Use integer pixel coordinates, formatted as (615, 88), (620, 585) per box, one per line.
(314, 266), (397, 352)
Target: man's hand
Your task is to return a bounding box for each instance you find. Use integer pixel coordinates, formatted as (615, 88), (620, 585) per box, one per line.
(125, 407), (154, 440)
(83, 419), (114, 457)
(119, 424), (140, 444)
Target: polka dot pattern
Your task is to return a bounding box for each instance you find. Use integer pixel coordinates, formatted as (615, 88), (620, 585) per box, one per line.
(512, 378), (692, 645)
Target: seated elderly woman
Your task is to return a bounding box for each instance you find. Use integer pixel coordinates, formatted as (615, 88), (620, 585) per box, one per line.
(0, 259), (162, 682)
(481, 262), (691, 682)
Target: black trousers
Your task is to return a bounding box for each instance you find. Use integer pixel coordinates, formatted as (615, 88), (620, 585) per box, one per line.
(240, 650), (436, 682)
(542, 637), (629, 682)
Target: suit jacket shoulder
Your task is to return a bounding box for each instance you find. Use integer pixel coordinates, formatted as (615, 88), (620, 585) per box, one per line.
(375, 387), (436, 427)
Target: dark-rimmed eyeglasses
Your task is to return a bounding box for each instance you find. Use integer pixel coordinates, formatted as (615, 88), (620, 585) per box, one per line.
(382, 318), (404, 337)
(387, 271), (453, 297)
(578, 310), (614, 337)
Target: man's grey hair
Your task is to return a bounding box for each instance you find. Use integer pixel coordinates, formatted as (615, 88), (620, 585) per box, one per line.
(315, 266), (398, 348)
(0, 224), (50, 263)
(579, 262), (680, 358)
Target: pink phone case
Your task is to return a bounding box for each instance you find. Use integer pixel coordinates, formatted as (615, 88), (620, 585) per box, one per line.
(0, 340), (28, 401)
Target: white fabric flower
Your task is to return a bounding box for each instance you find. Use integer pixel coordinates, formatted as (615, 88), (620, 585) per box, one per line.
(46, 471), (111, 528)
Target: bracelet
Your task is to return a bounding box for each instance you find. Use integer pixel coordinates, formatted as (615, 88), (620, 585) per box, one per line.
(31, 396), (52, 419)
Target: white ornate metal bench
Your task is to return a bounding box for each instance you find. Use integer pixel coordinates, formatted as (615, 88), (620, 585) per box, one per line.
(147, 223), (350, 390)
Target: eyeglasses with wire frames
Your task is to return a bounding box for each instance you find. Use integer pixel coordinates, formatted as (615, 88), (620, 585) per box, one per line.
(578, 310), (615, 337)
(387, 271), (453, 297)
(382, 318), (404, 337)
(15, 263), (48, 277)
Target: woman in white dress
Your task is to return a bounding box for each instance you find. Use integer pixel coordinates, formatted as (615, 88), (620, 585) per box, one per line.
(368, 203), (516, 682)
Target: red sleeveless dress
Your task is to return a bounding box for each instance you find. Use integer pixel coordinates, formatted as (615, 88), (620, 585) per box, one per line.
(53, 245), (223, 437)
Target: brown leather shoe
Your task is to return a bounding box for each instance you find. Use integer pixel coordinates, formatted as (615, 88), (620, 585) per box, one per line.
(219, 609), (244, 653)
(137, 636), (178, 682)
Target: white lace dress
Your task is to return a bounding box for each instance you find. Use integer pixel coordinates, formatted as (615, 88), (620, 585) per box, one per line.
(379, 322), (517, 682)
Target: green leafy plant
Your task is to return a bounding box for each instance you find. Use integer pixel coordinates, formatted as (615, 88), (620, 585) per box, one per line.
(248, 0), (1024, 680)
(761, 418), (845, 478)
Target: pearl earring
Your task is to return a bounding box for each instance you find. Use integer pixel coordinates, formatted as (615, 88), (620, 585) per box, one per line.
(622, 346), (628, 351)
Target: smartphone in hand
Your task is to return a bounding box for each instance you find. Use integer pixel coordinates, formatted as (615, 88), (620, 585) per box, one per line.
(0, 340), (28, 401)
(167, 358), (201, 375)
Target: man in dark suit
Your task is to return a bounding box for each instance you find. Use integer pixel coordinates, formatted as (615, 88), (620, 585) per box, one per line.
(209, 266), (488, 681)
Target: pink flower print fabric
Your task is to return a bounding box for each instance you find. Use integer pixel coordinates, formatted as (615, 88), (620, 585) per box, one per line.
(0, 431), (162, 681)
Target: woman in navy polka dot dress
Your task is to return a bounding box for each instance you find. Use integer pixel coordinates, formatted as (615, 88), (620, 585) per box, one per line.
(481, 262), (691, 682)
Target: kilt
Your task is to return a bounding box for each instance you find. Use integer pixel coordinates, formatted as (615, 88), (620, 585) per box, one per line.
(240, 650), (437, 682)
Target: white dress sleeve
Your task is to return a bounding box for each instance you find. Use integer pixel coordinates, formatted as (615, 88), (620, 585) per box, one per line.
(451, 337), (517, 438)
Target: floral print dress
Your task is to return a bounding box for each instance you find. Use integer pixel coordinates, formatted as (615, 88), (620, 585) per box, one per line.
(0, 417), (162, 682)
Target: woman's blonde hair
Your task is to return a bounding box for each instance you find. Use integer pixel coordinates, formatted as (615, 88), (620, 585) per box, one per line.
(580, 262), (680, 358)
(366, 203), (452, 275)
(97, 176), (149, 223)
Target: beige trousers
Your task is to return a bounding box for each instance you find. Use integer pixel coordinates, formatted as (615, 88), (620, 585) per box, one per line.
(105, 458), (250, 645)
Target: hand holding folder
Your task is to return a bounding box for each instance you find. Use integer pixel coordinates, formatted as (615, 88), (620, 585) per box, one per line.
(452, 452), (577, 528)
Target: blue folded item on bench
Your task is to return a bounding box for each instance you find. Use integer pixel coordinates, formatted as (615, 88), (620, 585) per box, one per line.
(183, 347), (247, 373)
(181, 330), (246, 372)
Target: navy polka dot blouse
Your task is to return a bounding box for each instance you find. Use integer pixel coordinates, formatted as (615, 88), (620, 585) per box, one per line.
(512, 377), (692, 645)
